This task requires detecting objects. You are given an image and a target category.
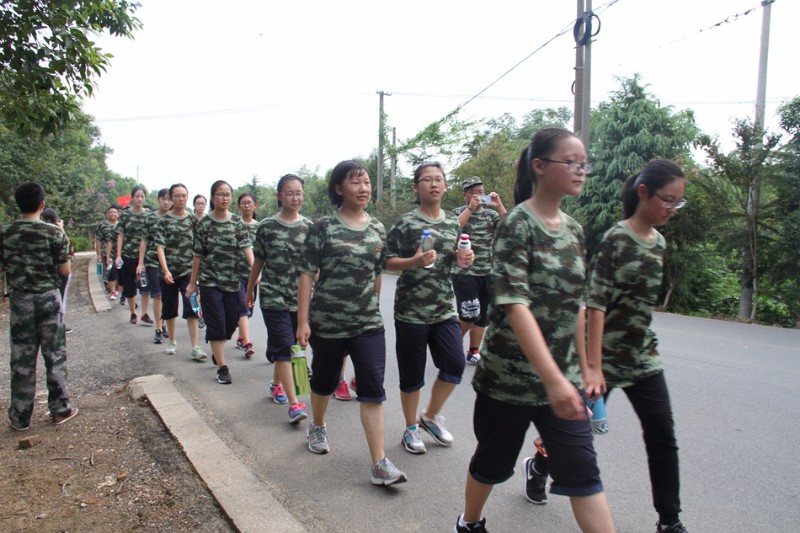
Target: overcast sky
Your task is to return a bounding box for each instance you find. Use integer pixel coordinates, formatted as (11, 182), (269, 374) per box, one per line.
(82, 0), (797, 198)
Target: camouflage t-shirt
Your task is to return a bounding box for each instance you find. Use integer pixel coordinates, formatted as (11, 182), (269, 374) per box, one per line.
(387, 208), (460, 324)
(0, 219), (69, 293)
(299, 211), (385, 338)
(473, 203), (586, 406)
(96, 221), (117, 261)
(586, 221), (666, 388)
(451, 205), (500, 276)
(253, 215), (312, 311)
(116, 208), (150, 259)
(143, 211), (167, 268)
(155, 212), (197, 279)
(238, 218), (259, 279)
(193, 213), (251, 292)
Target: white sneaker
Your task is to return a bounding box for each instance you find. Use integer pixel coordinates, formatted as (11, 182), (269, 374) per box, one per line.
(402, 427), (427, 454)
(165, 340), (177, 355)
(419, 411), (454, 447)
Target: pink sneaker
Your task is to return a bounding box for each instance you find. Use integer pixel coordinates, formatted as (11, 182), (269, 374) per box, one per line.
(334, 379), (351, 401)
(109, 291), (117, 301)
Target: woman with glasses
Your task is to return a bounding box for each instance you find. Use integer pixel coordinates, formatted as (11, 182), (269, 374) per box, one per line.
(584, 159), (689, 533)
(455, 128), (614, 533)
(246, 174), (310, 423)
(235, 192), (259, 359)
(385, 162), (474, 456)
(187, 181), (253, 385)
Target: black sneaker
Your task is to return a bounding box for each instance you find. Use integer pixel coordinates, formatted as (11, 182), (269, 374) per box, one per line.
(454, 515), (488, 532)
(523, 456), (548, 504)
(657, 521), (688, 533)
(120, 295), (126, 306)
(217, 365), (232, 384)
(130, 313), (137, 325)
(153, 329), (163, 344)
(140, 313), (154, 326)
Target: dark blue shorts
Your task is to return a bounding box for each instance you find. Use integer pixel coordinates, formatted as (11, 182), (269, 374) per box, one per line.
(200, 286), (239, 342)
(142, 265), (162, 298)
(261, 308), (297, 363)
(161, 274), (198, 320)
(395, 317), (464, 392)
(309, 328), (386, 402)
(237, 277), (253, 318)
(468, 391), (603, 498)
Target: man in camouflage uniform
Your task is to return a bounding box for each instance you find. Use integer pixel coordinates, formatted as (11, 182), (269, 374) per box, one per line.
(99, 206), (121, 298)
(452, 176), (507, 364)
(1, 182), (78, 430)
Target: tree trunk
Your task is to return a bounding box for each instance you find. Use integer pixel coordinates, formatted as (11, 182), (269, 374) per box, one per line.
(738, 246), (754, 321)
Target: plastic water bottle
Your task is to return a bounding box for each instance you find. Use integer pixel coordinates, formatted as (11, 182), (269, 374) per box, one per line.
(585, 395), (608, 435)
(421, 229), (435, 269)
(190, 292), (201, 313)
(115, 258), (124, 269)
(457, 233), (471, 260)
(138, 272), (148, 289)
(102, 262), (111, 283)
(291, 344), (311, 396)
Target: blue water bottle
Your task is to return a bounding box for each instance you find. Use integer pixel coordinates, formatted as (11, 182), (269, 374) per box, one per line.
(190, 292), (201, 313)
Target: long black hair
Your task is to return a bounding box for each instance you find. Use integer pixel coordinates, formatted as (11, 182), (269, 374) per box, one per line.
(328, 160), (367, 208)
(514, 127), (579, 205)
(621, 160), (684, 219)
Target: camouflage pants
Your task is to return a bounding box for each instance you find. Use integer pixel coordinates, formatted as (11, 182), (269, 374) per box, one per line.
(7, 289), (73, 427)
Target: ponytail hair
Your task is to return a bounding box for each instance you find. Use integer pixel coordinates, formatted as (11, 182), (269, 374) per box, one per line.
(621, 159), (684, 219)
(515, 127), (579, 205)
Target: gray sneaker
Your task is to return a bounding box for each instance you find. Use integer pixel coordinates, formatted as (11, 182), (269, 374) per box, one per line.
(307, 423), (330, 454)
(402, 427), (426, 454)
(419, 411), (454, 447)
(191, 345), (208, 362)
(370, 456), (407, 486)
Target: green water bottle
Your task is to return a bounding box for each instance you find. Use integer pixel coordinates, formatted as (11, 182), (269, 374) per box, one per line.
(291, 345), (310, 396)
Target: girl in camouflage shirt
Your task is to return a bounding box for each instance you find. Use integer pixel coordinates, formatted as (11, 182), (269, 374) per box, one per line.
(246, 174), (311, 424)
(585, 160), (689, 533)
(188, 180), (253, 385)
(235, 192), (258, 358)
(455, 128), (614, 533)
(385, 162), (474, 456)
(297, 160), (406, 486)
(116, 186), (152, 325)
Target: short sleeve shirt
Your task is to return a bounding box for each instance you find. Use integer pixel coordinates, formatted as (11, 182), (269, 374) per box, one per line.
(298, 211), (385, 338)
(98, 221), (119, 261)
(155, 212), (197, 279)
(237, 219), (259, 278)
(143, 211), (167, 267)
(116, 209), (150, 259)
(586, 221), (666, 388)
(193, 213), (251, 292)
(451, 205), (500, 276)
(0, 219), (69, 293)
(387, 208), (460, 324)
(473, 203), (586, 406)
(253, 215), (312, 311)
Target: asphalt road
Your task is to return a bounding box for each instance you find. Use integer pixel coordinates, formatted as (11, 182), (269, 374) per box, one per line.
(118, 274), (800, 532)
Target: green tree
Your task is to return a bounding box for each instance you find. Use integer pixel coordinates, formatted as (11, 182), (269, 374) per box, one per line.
(0, 0), (140, 136)
(573, 75), (698, 257)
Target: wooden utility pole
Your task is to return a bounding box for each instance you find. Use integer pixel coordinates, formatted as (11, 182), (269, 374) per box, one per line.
(376, 91), (390, 204)
(573, 0), (593, 149)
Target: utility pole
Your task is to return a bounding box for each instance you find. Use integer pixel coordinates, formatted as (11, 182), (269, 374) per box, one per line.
(376, 91), (391, 205)
(573, 0), (594, 149)
(740, 0), (774, 321)
(390, 127), (397, 208)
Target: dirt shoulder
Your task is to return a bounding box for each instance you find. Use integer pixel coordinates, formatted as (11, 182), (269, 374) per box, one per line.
(0, 255), (233, 532)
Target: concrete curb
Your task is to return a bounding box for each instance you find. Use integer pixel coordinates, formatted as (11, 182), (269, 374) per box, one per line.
(129, 374), (307, 533)
(83, 252), (112, 313)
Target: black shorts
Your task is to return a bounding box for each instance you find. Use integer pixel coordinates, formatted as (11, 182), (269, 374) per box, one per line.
(261, 309), (297, 363)
(309, 328), (386, 402)
(395, 317), (465, 392)
(119, 256), (139, 298)
(106, 263), (119, 282)
(161, 274), (198, 321)
(199, 286), (239, 342)
(452, 274), (492, 327)
(469, 391), (603, 497)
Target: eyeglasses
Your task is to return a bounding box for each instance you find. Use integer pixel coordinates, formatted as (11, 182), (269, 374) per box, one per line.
(281, 191), (304, 198)
(214, 193), (232, 199)
(540, 159), (592, 174)
(652, 192), (687, 209)
(417, 177), (445, 184)
(239, 201), (255, 207)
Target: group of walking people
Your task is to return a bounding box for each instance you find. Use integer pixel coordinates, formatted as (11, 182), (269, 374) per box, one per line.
(88, 125), (689, 533)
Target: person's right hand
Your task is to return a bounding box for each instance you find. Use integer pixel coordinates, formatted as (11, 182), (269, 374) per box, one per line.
(583, 367), (607, 400)
(468, 194), (481, 211)
(545, 377), (589, 421)
(163, 270), (174, 285)
(185, 282), (197, 299)
(296, 323), (311, 349)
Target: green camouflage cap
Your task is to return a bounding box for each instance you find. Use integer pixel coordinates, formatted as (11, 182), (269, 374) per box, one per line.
(462, 176), (483, 191)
